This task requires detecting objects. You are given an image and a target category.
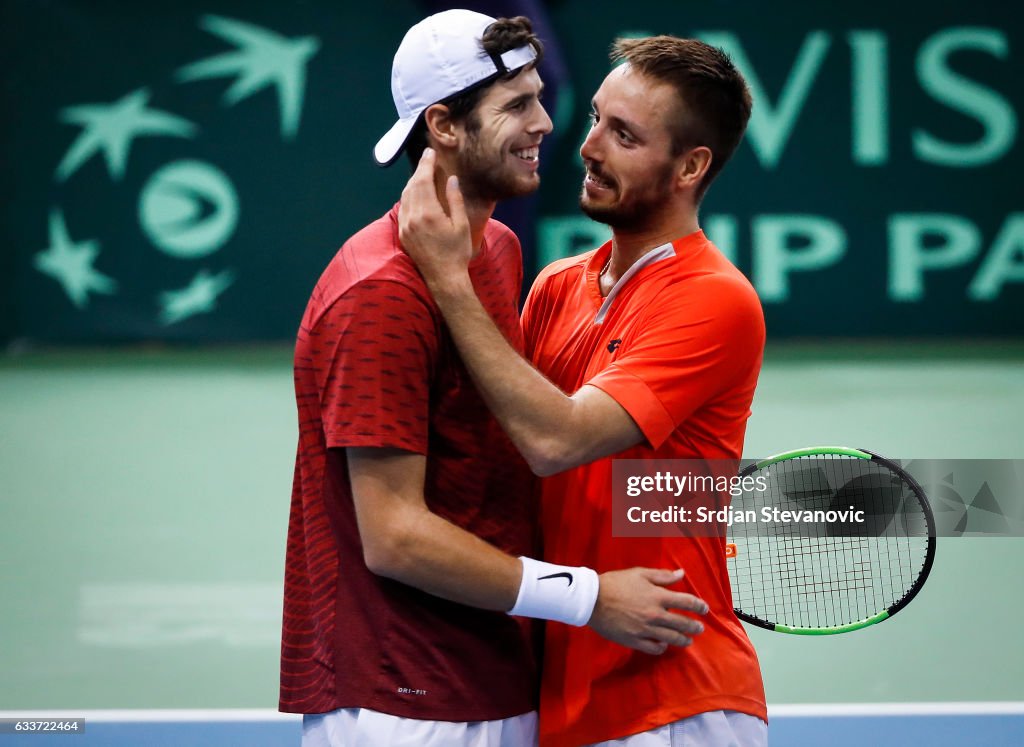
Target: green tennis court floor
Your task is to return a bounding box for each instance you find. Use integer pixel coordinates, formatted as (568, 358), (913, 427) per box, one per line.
(1, 342), (1022, 710)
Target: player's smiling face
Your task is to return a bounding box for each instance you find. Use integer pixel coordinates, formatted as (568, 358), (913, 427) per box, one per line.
(454, 67), (552, 202)
(579, 65), (681, 230)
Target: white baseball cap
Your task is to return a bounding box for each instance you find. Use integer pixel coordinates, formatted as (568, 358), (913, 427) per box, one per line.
(373, 9), (539, 167)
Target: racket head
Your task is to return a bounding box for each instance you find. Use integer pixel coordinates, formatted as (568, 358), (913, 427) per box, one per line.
(728, 446), (936, 635)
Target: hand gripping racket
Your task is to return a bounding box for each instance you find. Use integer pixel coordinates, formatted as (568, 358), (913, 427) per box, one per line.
(727, 447), (936, 635)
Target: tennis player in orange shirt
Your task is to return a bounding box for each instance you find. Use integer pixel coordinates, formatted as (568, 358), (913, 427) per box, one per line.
(400, 36), (767, 747)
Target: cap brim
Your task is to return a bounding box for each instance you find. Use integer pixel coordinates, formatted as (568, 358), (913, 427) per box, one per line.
(373, 114), (420, 167)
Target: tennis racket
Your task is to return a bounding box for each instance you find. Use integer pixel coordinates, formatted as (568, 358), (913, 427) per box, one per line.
(727, 446), (936, 635)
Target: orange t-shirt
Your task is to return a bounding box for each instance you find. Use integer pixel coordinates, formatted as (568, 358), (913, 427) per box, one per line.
(521, 231), (767, 747)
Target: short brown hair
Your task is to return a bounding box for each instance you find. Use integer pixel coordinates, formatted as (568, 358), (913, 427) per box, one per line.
(611, 36), (751, 200)
(405, 16), (544, 168)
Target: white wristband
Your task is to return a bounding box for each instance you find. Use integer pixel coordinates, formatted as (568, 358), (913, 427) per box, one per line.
(508, 556), (599, 626)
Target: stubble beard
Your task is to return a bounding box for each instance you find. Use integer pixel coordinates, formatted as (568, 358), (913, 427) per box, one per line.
(456, 130), (538, 203)
(579, 161), (676, 231)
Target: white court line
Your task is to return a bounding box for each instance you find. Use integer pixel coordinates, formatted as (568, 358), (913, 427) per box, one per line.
(770, 702), (1024, 717)
(0, 710), (300, 722)
(2, 703), (1023, 721)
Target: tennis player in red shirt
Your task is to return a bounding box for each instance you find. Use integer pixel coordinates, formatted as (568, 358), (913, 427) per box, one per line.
(400, 36), (767, 747)
(282, 13), (710, 747)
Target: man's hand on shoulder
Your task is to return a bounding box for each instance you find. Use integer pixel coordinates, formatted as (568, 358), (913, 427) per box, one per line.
(398, 147), (473, 293)
(589, 568), (709, 655)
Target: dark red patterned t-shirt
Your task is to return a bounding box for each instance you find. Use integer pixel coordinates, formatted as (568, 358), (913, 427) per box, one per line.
(280, 204), (538, 720)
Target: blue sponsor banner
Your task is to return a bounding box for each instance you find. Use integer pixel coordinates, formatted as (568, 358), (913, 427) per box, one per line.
(3, 1), (421, 342)
(3, 1), (1021, 342)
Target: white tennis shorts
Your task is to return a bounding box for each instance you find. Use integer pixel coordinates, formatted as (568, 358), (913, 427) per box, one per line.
(586, 710), (767, 747)
(302, 707), (538, 747)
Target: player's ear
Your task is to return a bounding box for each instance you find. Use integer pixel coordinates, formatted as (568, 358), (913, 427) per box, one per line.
(423, 104), (458, 151)
(675, 146), (712, 192)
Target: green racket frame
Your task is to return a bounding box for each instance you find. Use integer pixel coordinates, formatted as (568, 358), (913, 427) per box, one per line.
(729, 446), (937, 635)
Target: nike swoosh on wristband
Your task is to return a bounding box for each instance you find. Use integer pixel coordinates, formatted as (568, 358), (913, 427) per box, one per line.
(538, 572), (574, 586)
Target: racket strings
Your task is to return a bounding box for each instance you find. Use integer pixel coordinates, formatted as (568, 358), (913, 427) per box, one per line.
(730, 454), (930, 630)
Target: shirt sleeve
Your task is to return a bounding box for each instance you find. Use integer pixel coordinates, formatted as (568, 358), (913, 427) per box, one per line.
(312, 279), (439, 454)
(587, 274), (765, 449)
(521, 261), (562, 363)
(520, 274), (545, 362)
